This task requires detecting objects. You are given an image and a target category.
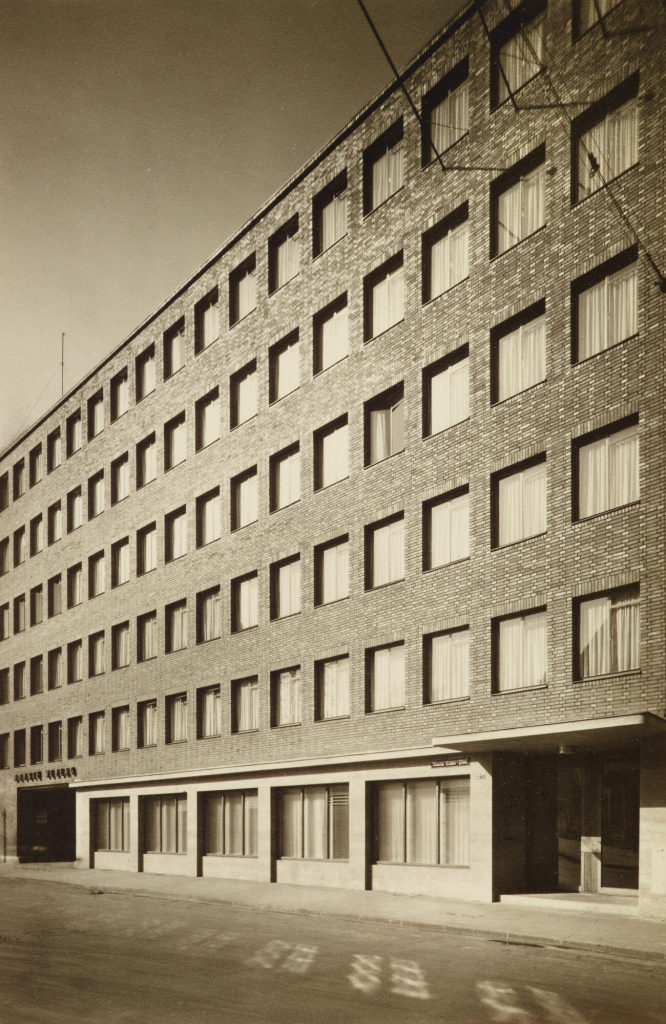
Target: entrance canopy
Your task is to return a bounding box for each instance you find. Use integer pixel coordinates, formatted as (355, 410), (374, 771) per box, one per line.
(432, 712), (666, 756)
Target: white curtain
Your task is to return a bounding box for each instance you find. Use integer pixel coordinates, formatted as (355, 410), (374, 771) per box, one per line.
(93, 712), (105, 753)
(93, 476), (104, 515)
(499, 612), (546, 690)
(116, 375), (128, 416)
(276, 339), (300, 399)
(201, 395), (220, 447)
(51, 505), (62, 541)
(141, 352), (156, 396)
(373, 518), (404, 587)
(237, 368), (257, 423)
(244, 793), (258, 856)
(498, 13), (545, 101)
(203, 688), (221, 736)
(372, 645), (405, 710)
(205, 795), (223, 853)
(440, 779), (470, 865)
(202, 591), (221, 641)
(277, 450), (300, 508)
(201, 300), (219, 347)
(168, 328), (185, 375)
(370, 398), (403, 463)
(34, 517), (44, 552)
(224, 793), (244, 855)
(70, 718), (82, 757)
(115, 626), (129, 667)
(321, 423), (348, 486)
(71, 642), (82, 681)
(277, 668), (301, 725)
(406, 781), (438, 864)
(117, 709), (130, 750)
(117, 459), (129, 501)
(236, 679), (258, 731)
(321, 657), (350, 718)
(276, 231), (300, 288)
(372, 143), (403, 208)
(237, 265), (256, 320)
(72, 490), (82, 528)
(142, 702), (156, 745)
(497, 164), (544, 253)
(172, 419), (186, 465)
(430, 80), (469, 155)
(578, 264), (637, 359)
(92, 555), (105, 595)
(322, 540), (348, 603)
(321, 191), (347, 251)
(238, 576), (258, 630)
(499, 462), (546, 545)
(498, 316), (545, 400)
(578, 424), (638, 517)
(430, 630), (469, 701)
(50, 649), (62, 688)
(281, 790), (302, 857)
(578, 99), (638, 199)
(141, 615), (156, 659)
(377, 782), (404, 862)
(430, 220), (469, 298)
(430, 357), (469, 434)
(170, 696), (187, 741)
(371, 265), (404, 336)
(171, 603), (187, 650)
(202, 493), (221, 543)
(319, 305), (348, 370)
(278, 560), (300, 617)
(143, 529), (157, 572)
(172, 513), (187, 559)
(69, 414), (82, 452)
(580, 589), (639, 677)
(430, 492), (469, 567)
(50, 432), (61, 468)
(92, 397), (104, 436)
(142, 439), (156, 483)
(237, 473), (257, 528)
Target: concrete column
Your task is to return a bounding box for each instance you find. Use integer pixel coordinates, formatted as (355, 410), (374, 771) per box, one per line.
(348, 776), (367, 891)
(258, 782), (273, 882)
(129, 792), (141, 873)
(639, 736), (666, 919)
(580, 756), (601, 893)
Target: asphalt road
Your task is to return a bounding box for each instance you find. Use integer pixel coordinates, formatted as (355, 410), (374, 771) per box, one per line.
(0, 877), (663, 1024)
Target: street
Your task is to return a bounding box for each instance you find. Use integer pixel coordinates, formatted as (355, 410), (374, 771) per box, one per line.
(0, 877), (663, 1024)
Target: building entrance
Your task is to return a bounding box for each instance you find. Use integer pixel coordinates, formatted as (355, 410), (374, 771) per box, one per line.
(17, 786), (76, 862)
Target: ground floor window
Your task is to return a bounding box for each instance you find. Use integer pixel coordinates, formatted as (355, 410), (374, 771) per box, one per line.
(143, 795), (187, 853)
(375, 777), (469, 866)
(94, 797), (130, 852)
(279, 784), (348, 860)
(204, 790), (258, 856)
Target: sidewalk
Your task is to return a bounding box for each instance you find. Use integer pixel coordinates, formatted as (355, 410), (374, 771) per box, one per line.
(2, 862), (665, 963)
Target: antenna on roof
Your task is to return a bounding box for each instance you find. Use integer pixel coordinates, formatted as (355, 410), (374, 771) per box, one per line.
(61, 333), (65, 396)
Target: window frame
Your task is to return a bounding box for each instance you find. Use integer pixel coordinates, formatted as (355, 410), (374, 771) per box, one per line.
(269, 330), (300, 404)
(491, 300), (546, 404)
(229, 253), (257, 326)
(421, 58), (469, 166)
(574, 584), (640, 681)
(363, 252), (404, 341)
(194, 287), (219, 354)
(313, 170), (348, 257)
(270, 555), (301, 621)
(269, 443), (300, 513)
(571, 72), (639, 204)
(424, 628), (470, 704)
(268, 215), (300, 294)
(492, 607), (548, 693)
(366, 642), (405, 713)
(271, 665), (302, 728)
(314, 534), (349, 607)
(490, 144), (546, 258)
(421, 203), (469, 303)
(491, 455), (547, 548)
(423, 486), (470, 570)
(490, 0), (546, 109)
(313, 293), (348, 375)
(572, 415), (639, 521)
(363, 120), (404, 215)
(230, 359), (258, 428)
(571, 247), (638, 364)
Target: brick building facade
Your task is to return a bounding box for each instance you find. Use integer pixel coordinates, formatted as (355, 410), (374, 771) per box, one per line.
(1, 0), (665, 916)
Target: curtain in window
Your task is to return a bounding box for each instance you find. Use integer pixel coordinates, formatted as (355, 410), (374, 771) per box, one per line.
(499, 462), (546, 545)
(579, 0), (620, 32)
(236, 679), (258, 731)
(142, 702), (156, 745)
(499, 612), (546, 691)
(237, 266), (256, 319)
(170, 604), (187, 650)
(371, 266), (404, 336)
(118, 460), (129, 500)
(169, 330), (185, 375)
(277, 451), (300, 508)
(71, 643), (82, 681)
(276, 341), (299, 399)
(201, 302), (219, 347)
(321, 424), (348, 486)
(244, 793), (258, 855)
(117, 710), (130, 750)
(161, 799), (178, 852)
(237, 370), (257, 423)
(170, 696), (187, 741)
(201, 396), (220, 447)
(116, 542), (129, 585)
(430, 221), (469, 298)
(202, 494), (221, 544)
(578, 99), (638, 199)
(578, 424), (638, 517)
(373, 519), (404, 587)
(92, 636), (105, 675)
(143, 530), (156, 572)
(116, 627), (129, 667)
(114, 377), (127, 417)
(322, 542), (348, 604)
(224, 793), (244, 855)
(321, 658), (350, 718)
(430, 492), (469, 567)
(171, 421), (186, 465)
(238, 577), (258, 630)
(50, 649), (62, 688)
(372, 143), (403, 208)
(205, 795), (223, 854)
(93, 712), (105, 752)
(578, 264), (637, 359)
(203, 688), (221, 736)
(498, 14), (545, 101)
(70, 719), (83, 757)
(172, 514), (187, 559)
(579, 590), (639, 677)
(377, 782), (405, 862)
(405, 781), (438, 864)
(72, 491), (82, 528)
(430, 80), (469, 155)
(201, 591), (221, 641)
(92, 399), (104, 435)
(276, 232), (300, 288)
(278, 561), (300, 617)
(430, 358), (469, 434)
(96, 802), (110, 851)
(320, 305), (348, 370)
(93, 477), (104, 515)
(372, 645), (405, 710)
(440, 778), (470, 865)
(498, 316), (546, 400)
(144, 798), (161, 852)
(497, 165), (544, 253)
(304, 788), (327, 859)
(237, 474), (257, 528)
(142, 354), (156, 396)
(281, 790), (302, 857)
(370, 399), (403, 464)
(321, 192), (347, 251)
(430, 630), (469, 701)
(277, 668), (301, 725)
(70, 416), (82, 452)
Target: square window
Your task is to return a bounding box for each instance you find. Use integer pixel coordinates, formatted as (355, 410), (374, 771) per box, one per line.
(164, 318), (186, 379)
(166, 693), (188, 743)
(422, 204), (469, 302)
(313, 295), (348, 374)
(315, 535), (349, 606)
(66, 410), (82, 456)
(231, 468), (258, 531)
(137, 611), (158, 662)
(47, 501), (63, 544)
(197, 586), (221, 643)
(229, 254), (256, 326)
(366, 643), (405, 712)
(138, 700), (157, 747)
(363, 120), (404, 213)
(89, 550), (105, 598)
(136, 344), (156, 400)
(270, 444), (300, 512)
(315, 656), (350, 720)
(14, 526), (26, 566)
(491, 1), (546, 108)
(111, 369), (129, 421)
(365, 514), (404, 589)
(313, 171), (347, 256)
(137, 522), (157, 575)
(572, 249), (637, 362)
(278, 784), (349, 860)
(29, 443), (42, 487)
(111, 453), (130, 504)
(47, 428), (61, 472)
(166, 600), (187, 653)
(48, 720), (62, 761)
(67, 640), (83, 683)
(493, 609), (547, 692)
(195, 288), (219, 353)
(89, 711), (105, 755)
(13, 662), (26, 700)
(365, 384), (404, 465)
(421, 59), (469, 164)
(198, 686), (221, 738)
(232, 572), (258, 632)
(572, 73), (638, 202)
(67, 486), (83, 531)
(573, 417), (638, 519)
(165, 506), (187, 561)
(13, 459), (25, 500)
(30, 585), (43, 626)
(67, 564), (82, 608)
(491, 145), (545, 257)
(30, 514), (43, 555)
(230, 360), (257, 428)
(87, 391), (104, 439)
(136, 432), (157, 488)
(195, 388), (220, 450)
(196, 488), (221, 547)
(314, 416), (348, 490)
(269, 330), (299, 403)
(68, 717), (83, 758)
(424, 628), (469, 702)
(143, 795), (187, 853)
(364, 254), (404, 340)
(203, 790), (258, 856)
(492, 301), (546, 402)
(492, 458), (546, 547)
(14, 594), (26, 634)
(30, 654), (43, 695)
(268, 216), (299, 293)
(48, 648), (62, 690)
(575, 585), (639, 679)
(164, 412), (186, 470)
(374, 777), (469, 866)
(112, 706), (131, 752)
(270, 555), (301, 620)
(424, 488), (470, 569)
(231, 677), (258, 733)
(89, 631), (105, 677)
(47, 574), (62, 617)
(88, 470), (105, 518)
(271, 666), (301, 727)
(112, 622), (130, 670)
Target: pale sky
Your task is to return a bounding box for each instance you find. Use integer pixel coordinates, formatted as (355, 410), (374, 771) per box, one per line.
(0, 0), (466, 452)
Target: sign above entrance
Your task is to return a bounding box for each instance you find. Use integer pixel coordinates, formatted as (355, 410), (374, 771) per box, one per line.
(15, 766), (77, 784)
(431, 757), (470, 768)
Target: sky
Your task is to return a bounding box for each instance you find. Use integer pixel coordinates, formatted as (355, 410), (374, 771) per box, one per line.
(0, 0), (467, 452)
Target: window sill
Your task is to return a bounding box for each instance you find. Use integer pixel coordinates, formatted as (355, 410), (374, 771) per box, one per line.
(137, 567), (157, 578)
(365, 317), (405, 345)
(205, 853), (258, 860)
(426, 695), (470, 706)
(166, 739), (187, 745)
(138, 743), (157, 749)
(164, 459), (186, 474)
(366, 705), (405, 715)
(423, 416), (469, 442)
(313, 232), (348, 262)
(195, 339), (220, 356)
(315, 475), (349, 493)
(494, 531), (546, 550)
(111, 580), (129, 590)
(231, 413), (258, 431)
(315, 714), (351, 724)
(230, 307), (256, 330)
(574, 668), (641, 685)
(136, 388), (157, 403)
(366, 578), (404, 593)
(110, 411), (128, 425)
(422, 272), (469, 307)
(137, 477), (157, 490)
(164, 365), (184, 382)
(165, 554), (187, 565)
(574, 333), (637, 366)
(279, 857), (348, 863)
(574, 500), (639, 525)
(314, 353), (348, 378)
(315, 596), (349, 609)
(269, 386), (299, 407)
(232, 728), (259, 735)
(232, 625), (259, 635)
(197, 537), (221, 550)
(166, 647), (188, 655)
(422, 130), (469, 170)
(270, 499), (300, 515)
(111, 664), (129, 673)
(491, 70), (545, 112)
(572, 162), (638, 207)
(195, 438), (220, 455)
(197, 635), (221, 646)
(492, 378), (546, 406)
(364, 186), (404, 218)
(491, 222), (546, 262)
(375, 860), (469, 869)
(269, 273), (299, 298)
(365, 448), (404, 470)
(492, 683), (548, 696)
(272, 722), (301, 730)
(424, 556), (470, 573)
(232, 519), (258, 534)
